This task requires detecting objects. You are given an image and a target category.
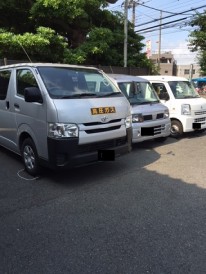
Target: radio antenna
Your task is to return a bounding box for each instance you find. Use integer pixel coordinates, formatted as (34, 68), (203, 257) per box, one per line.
(18, 41), (33, 63)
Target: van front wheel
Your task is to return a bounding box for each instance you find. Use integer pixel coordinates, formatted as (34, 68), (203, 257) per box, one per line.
(171, 120), (183, 138)
(21, 138), (40, 176)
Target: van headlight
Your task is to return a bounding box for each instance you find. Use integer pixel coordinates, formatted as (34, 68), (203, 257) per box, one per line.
(48, 123), (78, 138)
(164, 109), (169, 119)
(181, 104), (191, 115)
(132, 113), (144, 123)
(125, 115), (132, 128)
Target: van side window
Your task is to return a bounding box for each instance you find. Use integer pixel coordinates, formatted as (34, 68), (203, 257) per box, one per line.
(0, 70), (11, 100)
(16, 69), (38, 97)
(152, 83), (169, 100)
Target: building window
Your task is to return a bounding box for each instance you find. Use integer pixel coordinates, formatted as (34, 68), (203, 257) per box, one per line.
(164, 70), (168, 73)
(184, 69), (190, 74)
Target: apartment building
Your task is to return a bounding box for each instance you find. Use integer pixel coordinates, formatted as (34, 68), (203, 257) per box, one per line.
(150, 51), (177, 76)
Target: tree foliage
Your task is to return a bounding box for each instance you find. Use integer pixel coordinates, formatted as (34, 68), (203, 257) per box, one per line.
(189, 11), (206, 75)
(0, 0), (153, 70)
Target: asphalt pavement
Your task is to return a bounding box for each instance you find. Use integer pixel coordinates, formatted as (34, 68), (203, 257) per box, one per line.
(0, 131), (206, 274)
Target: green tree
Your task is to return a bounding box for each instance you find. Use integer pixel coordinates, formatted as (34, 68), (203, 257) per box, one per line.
(0, 0), (154, 70)
(0, 27), (70, 62)
(189, 11), (206, 75)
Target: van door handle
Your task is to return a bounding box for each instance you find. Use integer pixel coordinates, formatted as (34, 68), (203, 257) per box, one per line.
(6, 101), (10, 109)
(14, 103), (19, 109)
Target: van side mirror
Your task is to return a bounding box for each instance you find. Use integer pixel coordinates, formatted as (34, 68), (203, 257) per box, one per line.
(24, 87), (43, 103)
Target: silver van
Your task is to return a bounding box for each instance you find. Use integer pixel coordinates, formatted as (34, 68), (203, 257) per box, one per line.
(108, 74), (171, 143)
(0, 63), (132, 175)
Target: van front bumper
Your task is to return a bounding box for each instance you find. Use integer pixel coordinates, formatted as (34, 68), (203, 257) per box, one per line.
(183, 116), (206, 132)
(132, 120), (171, 143)
(46, 128), (132, 169)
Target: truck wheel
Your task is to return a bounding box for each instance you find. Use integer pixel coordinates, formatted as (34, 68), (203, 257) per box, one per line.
(171, 120), (183, 138)
(21, 138), (40, 176)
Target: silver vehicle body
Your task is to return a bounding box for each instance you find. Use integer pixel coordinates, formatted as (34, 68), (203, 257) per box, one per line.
(0, 63), (132, 172)
(108, 74), (171, 143)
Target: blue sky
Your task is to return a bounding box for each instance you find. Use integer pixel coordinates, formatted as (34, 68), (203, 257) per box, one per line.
(106, 0), (206, 65)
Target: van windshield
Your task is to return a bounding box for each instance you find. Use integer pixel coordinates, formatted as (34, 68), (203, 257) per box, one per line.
(168, 81), (200, 99)
(117, 81), (159, 105)
(37, 67), (122, 99)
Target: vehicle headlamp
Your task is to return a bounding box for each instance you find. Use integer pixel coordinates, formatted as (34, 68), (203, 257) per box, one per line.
(132, 113), (144, 123)
(48, 123), (78, 138)
(125, 115), (132, 128)
(181, 104), (191, 115)
(164, 109), (169, 119)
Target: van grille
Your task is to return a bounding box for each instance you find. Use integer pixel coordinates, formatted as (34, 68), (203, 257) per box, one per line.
(85, 125), (121, 134)
(154, 125), (166, 135)
(83, 119), (121, 126)
(194, 117), (206, 123)
(143, 113), (164, 121)
(156, 113), (164, 119)
(77, 137), (127, 153)
(195, 111), (206, 115)
(143, 115), (152, 121)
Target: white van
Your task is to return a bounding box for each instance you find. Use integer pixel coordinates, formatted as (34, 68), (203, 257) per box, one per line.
(108, 74), (171, 143)
(141, 76), (206, 138)
(0, 63), (132, 175)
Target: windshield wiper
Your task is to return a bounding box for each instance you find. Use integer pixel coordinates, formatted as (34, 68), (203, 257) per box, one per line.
(97, 92), (122, 97)
(150, 100), (160, 104)
(132, 101), (153, 105)
(183, 95), (200, 98)
(59, 92), (97, 99)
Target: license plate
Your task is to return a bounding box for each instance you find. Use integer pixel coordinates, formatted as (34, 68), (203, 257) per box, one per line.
(98, 150), (115, 161)
(91, 107), (116, 115)
(193, 123), (201, 129)
(141, 127), (154, 136)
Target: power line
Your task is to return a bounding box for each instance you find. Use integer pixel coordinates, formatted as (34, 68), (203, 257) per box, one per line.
(135, 17), (188, 33)
(134, 0), (206, 23)
(138, 2), (194, 15)
(135, 4), (206, 28)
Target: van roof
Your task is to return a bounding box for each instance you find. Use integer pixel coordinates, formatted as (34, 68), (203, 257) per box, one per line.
(0, 62), (98, 71)
(140, 75), (189, 82)
(108, 74), (149, 83)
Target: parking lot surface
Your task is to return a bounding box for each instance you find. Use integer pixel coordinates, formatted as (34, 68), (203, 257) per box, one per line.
(0, 132), (206, 274)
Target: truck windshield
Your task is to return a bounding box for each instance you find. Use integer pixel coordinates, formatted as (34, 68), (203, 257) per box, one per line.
(168, 81), (200, 99)
(117, 81), (159, 105)
(37, 67), (122, 99)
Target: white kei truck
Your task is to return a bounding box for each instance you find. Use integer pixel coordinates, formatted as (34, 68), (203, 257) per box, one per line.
(141, 75), (206, 138)
(0, 63), (132, 175)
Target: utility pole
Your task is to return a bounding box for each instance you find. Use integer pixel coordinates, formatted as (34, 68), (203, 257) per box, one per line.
(158, 11), (162, 72)
(189, 64), (194, 80)
(130, 0), (138, 28)
(131, 0), (135, 27)
(124, 0), (129, 67)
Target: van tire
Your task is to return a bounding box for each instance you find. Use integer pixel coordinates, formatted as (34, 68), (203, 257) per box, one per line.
(21, 138), (40, 176)
(171, 120), (183, 138)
